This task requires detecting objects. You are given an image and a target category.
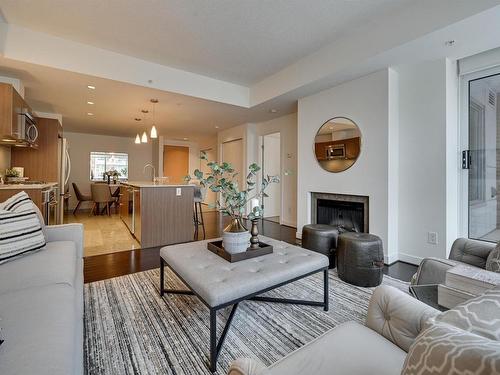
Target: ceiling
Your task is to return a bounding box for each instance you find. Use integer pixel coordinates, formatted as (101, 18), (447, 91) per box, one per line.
(0, 0), (412, 85)
(0, 57), (296, 137)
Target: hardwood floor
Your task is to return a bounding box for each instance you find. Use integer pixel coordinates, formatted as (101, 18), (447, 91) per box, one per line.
(83, 209), (417, 283)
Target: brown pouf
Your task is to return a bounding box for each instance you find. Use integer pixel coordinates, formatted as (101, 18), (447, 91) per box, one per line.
(301, 224), (339, 268)
(337, 232), (384, 287)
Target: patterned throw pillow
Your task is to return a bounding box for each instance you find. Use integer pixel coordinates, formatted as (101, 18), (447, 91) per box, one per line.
(0, 191), (46, 264)
(402, 323), (500, 375)
(433, 286), (500, 341)
(402, 286), (500, 374)
(486, 244), (500, 273)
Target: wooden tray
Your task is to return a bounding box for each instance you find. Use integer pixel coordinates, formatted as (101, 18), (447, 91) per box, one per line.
(207, 240), (273, 263)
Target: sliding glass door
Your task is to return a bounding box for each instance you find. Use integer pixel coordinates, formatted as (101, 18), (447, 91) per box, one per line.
(464, 71), (500, 242)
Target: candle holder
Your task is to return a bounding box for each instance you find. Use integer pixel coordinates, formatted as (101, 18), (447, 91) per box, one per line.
(249, 218), (260, 249)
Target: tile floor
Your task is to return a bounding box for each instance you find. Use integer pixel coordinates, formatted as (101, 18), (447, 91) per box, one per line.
(64, 211), (140, 257)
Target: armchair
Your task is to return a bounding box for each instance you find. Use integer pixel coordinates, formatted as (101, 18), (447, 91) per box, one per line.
(227, 285), (439, 375)
(411, 238), (496, 285)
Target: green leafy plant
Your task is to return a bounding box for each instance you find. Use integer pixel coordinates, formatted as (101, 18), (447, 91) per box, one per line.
(185, 152), (279, 220)
(5, 168), (20, 178)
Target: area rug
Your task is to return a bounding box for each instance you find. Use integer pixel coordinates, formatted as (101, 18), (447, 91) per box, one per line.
(84, 268), (408, 375)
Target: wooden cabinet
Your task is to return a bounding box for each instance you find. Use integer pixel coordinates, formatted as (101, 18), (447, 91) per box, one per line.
(0, 188), (43, 210)
(0, 83), (29, 142)
(11, 117), (62, 182)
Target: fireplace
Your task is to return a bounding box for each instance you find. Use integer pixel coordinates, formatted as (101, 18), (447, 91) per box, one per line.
(311, 192), (369, 233)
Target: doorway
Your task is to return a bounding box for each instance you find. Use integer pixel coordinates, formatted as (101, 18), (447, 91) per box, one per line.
(261, 132), (281, 223)
(163, 145), (189, 184)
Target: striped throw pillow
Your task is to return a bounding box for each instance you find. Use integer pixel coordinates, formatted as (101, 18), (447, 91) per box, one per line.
(0, 192), (46, 264)
(0, 190), (35, 212)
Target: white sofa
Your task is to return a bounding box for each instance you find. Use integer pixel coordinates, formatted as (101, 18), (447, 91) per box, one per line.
(0, 223), (84, 375)
(228, 285), (439, 375)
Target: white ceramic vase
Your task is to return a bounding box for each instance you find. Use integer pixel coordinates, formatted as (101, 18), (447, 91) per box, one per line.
(222, 218), (250, 254)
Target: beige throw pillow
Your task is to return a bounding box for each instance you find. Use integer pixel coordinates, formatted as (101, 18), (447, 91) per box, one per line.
(486, 244), (500, 273)
(402, 286), (500, 374)
(402, 323), (500, 375)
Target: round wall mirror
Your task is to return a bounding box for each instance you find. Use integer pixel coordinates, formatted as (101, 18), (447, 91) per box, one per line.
(314, 117), (361, 173)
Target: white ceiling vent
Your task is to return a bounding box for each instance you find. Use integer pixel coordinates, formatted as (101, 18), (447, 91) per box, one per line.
(488, 90), (496, 107)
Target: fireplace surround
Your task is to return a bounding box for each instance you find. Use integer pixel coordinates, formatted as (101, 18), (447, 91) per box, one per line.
(311, 192), (369, 233)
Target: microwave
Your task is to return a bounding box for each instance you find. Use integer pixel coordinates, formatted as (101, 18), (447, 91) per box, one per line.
(326, 144), (346, 160)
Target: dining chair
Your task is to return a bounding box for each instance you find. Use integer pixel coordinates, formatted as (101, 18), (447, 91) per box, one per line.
(72, 182), (91, 215)
(90, 183), (115, 216)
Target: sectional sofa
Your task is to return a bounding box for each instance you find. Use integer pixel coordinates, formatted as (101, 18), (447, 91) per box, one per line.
(0, 223), (84, 375)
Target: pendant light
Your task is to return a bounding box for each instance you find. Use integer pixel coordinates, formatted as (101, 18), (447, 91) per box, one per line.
(141, 131), (148, 143)
(150, 99), (158, 139)
(135, 134), (141, 144)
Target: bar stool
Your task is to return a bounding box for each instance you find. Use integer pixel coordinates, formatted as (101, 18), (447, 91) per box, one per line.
(194, 185), (207, 240)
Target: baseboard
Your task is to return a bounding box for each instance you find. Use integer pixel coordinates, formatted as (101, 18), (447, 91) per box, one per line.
(280, 220), (296, 228)
(384, 252), (399, 265)
(296, 231), (302, 239)
(397, 252), (423, 266)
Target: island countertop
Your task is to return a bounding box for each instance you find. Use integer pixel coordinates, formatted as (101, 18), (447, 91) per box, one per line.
(0, 182), (58, 190)
(120, 181), (196, 188)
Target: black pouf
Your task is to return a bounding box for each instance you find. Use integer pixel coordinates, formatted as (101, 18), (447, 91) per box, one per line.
(337, 232), (384, 287)
(302, 224), (339, 268)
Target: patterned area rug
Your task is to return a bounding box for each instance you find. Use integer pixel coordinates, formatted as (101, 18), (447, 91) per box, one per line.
(84, 268), (408, 375)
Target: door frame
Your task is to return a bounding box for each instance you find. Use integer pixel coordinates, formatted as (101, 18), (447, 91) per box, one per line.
(459, 65), (500, 239)
(259, 132), (283, 224)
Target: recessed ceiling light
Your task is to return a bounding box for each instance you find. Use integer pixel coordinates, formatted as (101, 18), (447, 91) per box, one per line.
(87, 101), (94, 105)
(87, 85), (95, 90)
(215, 126), (219, 129)
(183, 137), (188, 141)
(87, 112), (94, 116)
(270, 109), (278, 113)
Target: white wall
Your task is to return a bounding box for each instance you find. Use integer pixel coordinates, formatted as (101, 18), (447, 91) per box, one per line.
(262, 133), (281, 218)
(65, 131), (153, 209)
(297, 70), (399, 263)
(397, 59), (459, 264)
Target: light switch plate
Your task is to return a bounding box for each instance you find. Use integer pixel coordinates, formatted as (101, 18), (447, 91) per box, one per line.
(427, 232), (438, 245)
(176, 188), (181, 196)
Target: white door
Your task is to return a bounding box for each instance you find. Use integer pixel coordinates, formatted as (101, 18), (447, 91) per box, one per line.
(262, 133), (281, 220)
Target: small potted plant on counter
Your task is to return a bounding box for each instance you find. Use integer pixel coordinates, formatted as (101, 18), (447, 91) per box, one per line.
(4, 168), (20, 183)
(186, 152), (279, 253)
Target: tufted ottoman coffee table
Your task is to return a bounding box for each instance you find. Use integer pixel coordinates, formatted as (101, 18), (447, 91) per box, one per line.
(159, 236), (329, 372)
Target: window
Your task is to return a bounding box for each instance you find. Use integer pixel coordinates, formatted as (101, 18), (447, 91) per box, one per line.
(90, 152), (128, 181)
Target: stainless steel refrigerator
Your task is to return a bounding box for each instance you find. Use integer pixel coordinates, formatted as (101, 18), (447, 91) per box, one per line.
(57, 138), (71, 224)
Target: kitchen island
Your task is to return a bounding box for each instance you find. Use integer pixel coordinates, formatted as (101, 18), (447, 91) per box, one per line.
(119, 181), (195, 248)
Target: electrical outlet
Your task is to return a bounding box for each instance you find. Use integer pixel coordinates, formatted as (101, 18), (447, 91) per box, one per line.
(176, 188), (181, 196)
(427, 232), (438, 245)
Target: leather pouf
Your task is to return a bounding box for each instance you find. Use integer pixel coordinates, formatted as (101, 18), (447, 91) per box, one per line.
(301, 224), (339, 268)
(337, 232), (384, 287)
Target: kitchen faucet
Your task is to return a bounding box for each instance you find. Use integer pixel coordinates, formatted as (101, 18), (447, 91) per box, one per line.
(143, 164), (156, 181)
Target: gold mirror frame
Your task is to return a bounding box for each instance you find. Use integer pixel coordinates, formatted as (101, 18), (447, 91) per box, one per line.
(313, 117), (361, 173)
